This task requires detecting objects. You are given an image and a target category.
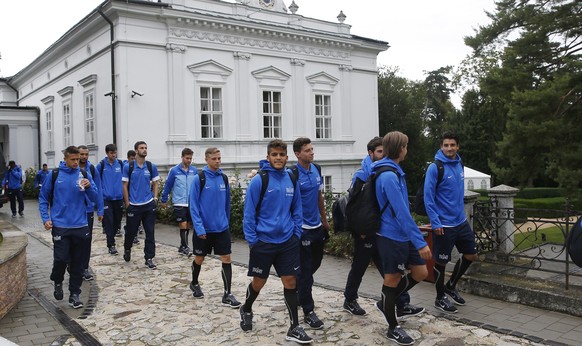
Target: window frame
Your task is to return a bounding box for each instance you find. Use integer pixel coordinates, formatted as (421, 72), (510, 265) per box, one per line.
(314, 94), (332, 139)
(262, 90), (282, 139)
(199, 86), (223, 139)
(84, 90), (96, 145)
(62, 100), (72, 147)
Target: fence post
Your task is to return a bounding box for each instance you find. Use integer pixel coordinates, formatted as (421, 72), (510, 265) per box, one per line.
(488, 184), (520, 254)
(464, 190), (480, 230)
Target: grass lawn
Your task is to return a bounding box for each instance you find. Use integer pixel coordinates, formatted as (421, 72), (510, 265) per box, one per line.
(513, 225), (566, 251)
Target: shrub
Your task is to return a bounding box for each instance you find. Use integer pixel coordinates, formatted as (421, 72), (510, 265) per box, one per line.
(156, 178), (174, 223)
(229, 170), (245, 238)
(23, 167), (39, 199)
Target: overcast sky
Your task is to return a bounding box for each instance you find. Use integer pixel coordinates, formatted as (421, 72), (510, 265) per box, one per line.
(0, 0), (495, 82)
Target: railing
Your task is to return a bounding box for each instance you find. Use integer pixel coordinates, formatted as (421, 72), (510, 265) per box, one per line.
(473, 199), (582, 289)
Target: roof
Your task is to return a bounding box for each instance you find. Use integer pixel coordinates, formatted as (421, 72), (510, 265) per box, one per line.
(464, 166), (491, 179)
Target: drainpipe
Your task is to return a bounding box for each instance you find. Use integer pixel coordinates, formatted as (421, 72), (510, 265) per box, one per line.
(98, 7), (117, 145)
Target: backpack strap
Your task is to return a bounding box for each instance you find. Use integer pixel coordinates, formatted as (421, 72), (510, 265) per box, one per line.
(312, 163), (322, 178)
(128, 161), (135, 190)
(256, 170), (269, 218)
(221, 173), (229, 191)
(198, 169), (206, 194)
(89, 164), (96, 178)
(49, 169), (59, 206)
(146, 161), (153, 178)
(434, 160), (445, 189)
(374, 166), (399, 218)
(99, 159), (105, 177)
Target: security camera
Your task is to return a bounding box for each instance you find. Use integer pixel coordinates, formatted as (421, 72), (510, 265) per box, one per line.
(131, 90), (144, 98)
(104, 91), (115, 97)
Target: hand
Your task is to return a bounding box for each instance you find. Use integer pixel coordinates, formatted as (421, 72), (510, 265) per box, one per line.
(418, 245), (432, 260)
(44, 220), (53, 230)
(80, 178), (91, 189)
(323, 229), (330, 243)
(198, 234), (207, 239)
(98, 215), (103, 222)
(433, 227), (444, 236)
(322, 219), (330, 232)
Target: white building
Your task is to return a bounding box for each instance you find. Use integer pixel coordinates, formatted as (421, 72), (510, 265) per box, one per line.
(3, 0), (387, 191)
(464, 166), (491, 191)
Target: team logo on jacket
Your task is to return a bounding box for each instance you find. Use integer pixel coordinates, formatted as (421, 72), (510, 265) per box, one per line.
(286, 187), (294, 197)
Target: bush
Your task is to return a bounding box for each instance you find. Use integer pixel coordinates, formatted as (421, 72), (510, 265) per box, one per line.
(229, 170), (245, 238)
(23, 167), (39, 199)
(156, 178), (174, 223)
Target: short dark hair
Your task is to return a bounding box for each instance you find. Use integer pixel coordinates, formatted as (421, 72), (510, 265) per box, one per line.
(292, 137), (311, 153)
(383, 131), (408, 160)
(105, 144), (117, 153)
(8, 160), (15, 167)
(64, 146), (80, 156)
(77, 145), (88, 150)
(134, 141), (147, 150)
(127, 150), (136, 158)
(267, 139), (287, 155)
(441, 131), (459, 145)
(42, 163), (48, 167)
(367, 136), (383, 152)
(182, 148), (193, 157)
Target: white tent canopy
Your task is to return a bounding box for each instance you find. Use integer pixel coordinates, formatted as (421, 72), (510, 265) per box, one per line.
(464, 166), (491, 190)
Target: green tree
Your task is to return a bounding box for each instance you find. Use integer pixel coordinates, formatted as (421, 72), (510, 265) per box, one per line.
(464, 0), (582, 193)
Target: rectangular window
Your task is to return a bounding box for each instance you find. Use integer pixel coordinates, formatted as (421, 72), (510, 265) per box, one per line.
(63, 102), (71, 147)
(323, 175), (333, 192)
(46, 108), (54, 151)
(200, 87), (223, 139)
(263, 91), (282, 138)
(84, 91), (95, 145)
(315, 94), (331, 139)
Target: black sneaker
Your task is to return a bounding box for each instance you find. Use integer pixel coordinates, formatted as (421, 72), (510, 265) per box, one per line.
(108, 246), (119, 255)
(304, 310), (324, 329)
(222, 293), (242, 308)
(239, 306), (253, 332)
(183, 247), (193, 257)
(83, 269), (94, 281)
(18, 212), (24, 217)
(434, 296), (458, 313)
(116, 230), (122, 237)
(445, 286), (466, 305)
(397, 304), (425, 320)
(68, 294), (84, 309)
(123, 249), (131, 262)
(145, 259), (157, 269)
(386, 326), (414, 345)
(12, 213), (16, 218)
(138, 225), (144, 234)
(54, 283), (63, 300)
(343, 299), (367, 316)
(189, 283), (204, 298)
(133, 237), (140, 245)
(286, 325), (313, 344)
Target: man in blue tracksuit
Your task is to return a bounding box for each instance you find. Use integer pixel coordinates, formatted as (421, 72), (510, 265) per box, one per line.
(343, 137), (425, 320)
(78, 145), (104, 281)
(122, 141), (160, 269)
(188, 147), (240, 308)
(292, 137), (329, 330)
(373, 131), (431, 345)
(35, 164), (50, 190)
(425, 132), (477, 314)
(96, 144), (124, 255)
(3, 160), (24, 217)
(239, 139), (312, 344)
(39, 146), (98, 309)
(161, 147), (197, 256)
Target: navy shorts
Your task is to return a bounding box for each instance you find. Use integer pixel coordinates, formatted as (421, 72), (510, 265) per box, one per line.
(192, 230), (231, 256)
(173, 206), (192, 224)
(247, 235), (300, 279)
(377, 236), (425, 275)
(432, 221), (477, 263)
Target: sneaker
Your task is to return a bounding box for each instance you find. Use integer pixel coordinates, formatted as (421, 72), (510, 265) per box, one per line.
(83, 269), (94, 281)
(304, 311), (324, 329)
(54, 283), (63, 300)
(286, 325), (313, 344)
(239, 306), (253, 332)
(145, 259), (157, 269)
(133, 237), (140, 245)
(108, 246), (119, 255)
(18, 212), (24, 217)
(182, 247), (193, 257)
(68, 294), (84, 309)
(434, 296), (458, 313)
(138, 225), (144, 234)
(222, 293), (242, 308)
(386, 326), (414, 346)
(343, 299), (367, 316)
(115, 230), (122, 237)
(12, 213), (16, 218)
(123, 249), (131, 262)
(445, 286), (466, 305)
(189, 283), (204, 298)
(397, 304), (425, 320)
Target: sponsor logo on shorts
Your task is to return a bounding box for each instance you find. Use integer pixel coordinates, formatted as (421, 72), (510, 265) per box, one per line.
(293, 266), (300, 271)
(127, 213), (134, 217)
(302, 240), (311, 246)
(439, 254), (449, 261)
(194, 249), (203, 255)
(252, 267), (263, 274)
(397, 264), (405, 271)
(53, 235), (61, 241)
(364, 242), (373, 248)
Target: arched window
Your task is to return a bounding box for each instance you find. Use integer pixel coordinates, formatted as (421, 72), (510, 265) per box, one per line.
(480, 179), (488, 190)
(467, 180), (475, 190)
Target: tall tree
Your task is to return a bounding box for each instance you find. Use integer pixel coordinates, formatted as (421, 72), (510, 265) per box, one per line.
(464, 0), (582, 193)
(422, 67), (456, 149)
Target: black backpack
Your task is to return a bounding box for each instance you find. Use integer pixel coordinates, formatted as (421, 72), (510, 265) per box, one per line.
(49, 168), (88, 206)
(413, 160), (445, 216)
(332, 194), (349, 234)
(127, 160), (153, 190)
(289, 163), (322, 183)
(567, 216), (582, 267)
(197, 169), (229, 195)
(98, 159), (124, 177)
(345, 166), (398, 237)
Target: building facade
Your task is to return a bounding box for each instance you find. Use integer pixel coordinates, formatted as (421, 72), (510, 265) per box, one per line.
(6, 0), (387, 191)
